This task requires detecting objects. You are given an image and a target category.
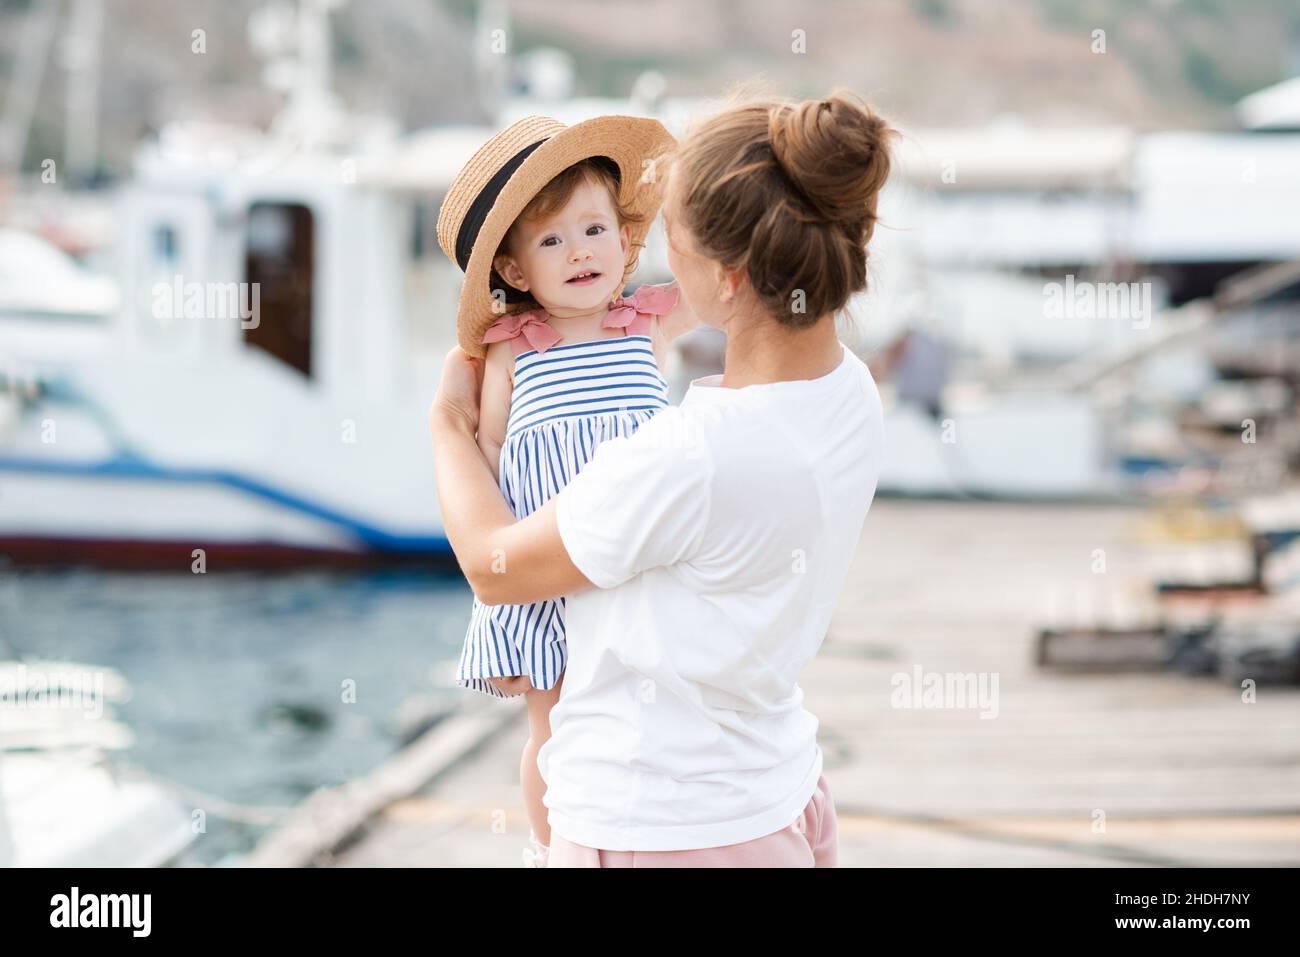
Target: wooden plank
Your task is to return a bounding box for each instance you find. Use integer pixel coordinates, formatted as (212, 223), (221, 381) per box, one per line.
(248, 696), (523, 868)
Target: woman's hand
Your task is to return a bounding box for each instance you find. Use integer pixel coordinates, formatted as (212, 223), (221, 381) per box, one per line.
(427, 341), (592, 606)
(429, 346), (485, 439)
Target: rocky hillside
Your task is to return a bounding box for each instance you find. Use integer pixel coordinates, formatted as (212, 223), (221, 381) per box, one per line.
(1, 0), (1296, 177)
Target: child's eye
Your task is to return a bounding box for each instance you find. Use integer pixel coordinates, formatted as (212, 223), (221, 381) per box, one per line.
(586, 224), (606, 236)
(539, 236), (560, 247)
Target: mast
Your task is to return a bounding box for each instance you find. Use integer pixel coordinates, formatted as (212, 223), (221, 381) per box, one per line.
(0, 0), (61, 175)
(63, 0), (104, 185)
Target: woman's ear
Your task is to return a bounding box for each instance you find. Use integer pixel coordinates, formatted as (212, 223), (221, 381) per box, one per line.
(714, 261), (742, 304)
(493, 254), (529, 292)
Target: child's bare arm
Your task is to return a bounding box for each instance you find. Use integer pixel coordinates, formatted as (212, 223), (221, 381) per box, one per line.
(476, 340), (512, 481)
(648, 280), (703, 376)
(654, 280), (702, 344)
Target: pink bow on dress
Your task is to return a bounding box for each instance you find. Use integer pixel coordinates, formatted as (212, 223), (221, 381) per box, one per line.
(601, 283), (680, 333)
(480, 309), (564, 357)
(480, 283), (680, 356)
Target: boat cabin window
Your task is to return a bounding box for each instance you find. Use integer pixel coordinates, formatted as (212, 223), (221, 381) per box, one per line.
(410, 201), (430, 259)
(243, 202), (314, 378)
(152, 225), (178, 268)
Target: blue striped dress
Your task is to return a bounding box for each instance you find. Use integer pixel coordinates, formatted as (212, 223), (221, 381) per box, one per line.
(455, 327), (672, 698)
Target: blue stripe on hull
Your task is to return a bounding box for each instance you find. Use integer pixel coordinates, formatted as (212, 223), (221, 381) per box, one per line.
(0, 453), (449, 554)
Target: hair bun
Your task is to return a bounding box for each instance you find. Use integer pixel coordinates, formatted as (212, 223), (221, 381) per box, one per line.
(668, 88), (896, 328)
(767, 90), (894, 235)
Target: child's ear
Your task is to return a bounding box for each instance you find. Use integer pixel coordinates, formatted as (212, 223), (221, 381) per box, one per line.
(493, 254), (529, 292)
(619, 223), (631, 257)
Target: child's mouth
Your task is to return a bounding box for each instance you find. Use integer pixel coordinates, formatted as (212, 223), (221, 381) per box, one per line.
(566, 270), (602, 285)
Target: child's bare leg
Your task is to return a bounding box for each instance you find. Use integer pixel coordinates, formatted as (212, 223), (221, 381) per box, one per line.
(488, 675), (533, 696)
(522, 674), (563, 845)
(486, 673), (564, 845)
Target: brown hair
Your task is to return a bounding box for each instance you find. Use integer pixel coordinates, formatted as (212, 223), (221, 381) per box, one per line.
(492, 157), (646, 307)
(667, 89), (897, 328)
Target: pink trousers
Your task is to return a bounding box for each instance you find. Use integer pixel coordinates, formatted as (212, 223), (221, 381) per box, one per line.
(546, 773), (838, 867)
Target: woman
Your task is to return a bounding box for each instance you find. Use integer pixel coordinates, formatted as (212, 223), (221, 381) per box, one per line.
(429, 90), (896, 867)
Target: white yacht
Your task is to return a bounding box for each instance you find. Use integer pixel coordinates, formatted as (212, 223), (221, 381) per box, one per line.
(0, 660), (196, 867)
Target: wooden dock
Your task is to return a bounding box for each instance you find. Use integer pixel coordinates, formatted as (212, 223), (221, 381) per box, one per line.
(309, 498), (1300, 867)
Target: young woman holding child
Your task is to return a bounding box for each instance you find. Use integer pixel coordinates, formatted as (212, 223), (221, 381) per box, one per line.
(433, 89), (897, 867)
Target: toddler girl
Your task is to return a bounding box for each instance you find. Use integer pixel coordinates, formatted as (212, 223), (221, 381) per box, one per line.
(435, 115), (697, 865)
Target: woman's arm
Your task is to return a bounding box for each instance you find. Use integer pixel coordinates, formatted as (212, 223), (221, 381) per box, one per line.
(430, 347), (594, 606)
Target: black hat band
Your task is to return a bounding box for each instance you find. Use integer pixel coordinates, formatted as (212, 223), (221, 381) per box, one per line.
(454, 139), (548, 271)
(454, 146), (624, 273)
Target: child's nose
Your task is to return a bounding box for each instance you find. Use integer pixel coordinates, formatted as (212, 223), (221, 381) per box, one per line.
(569, 245), (594, 262)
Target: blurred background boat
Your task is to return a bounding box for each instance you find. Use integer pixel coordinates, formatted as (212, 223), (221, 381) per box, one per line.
(5, 3), (1294, 566)
(2, 0), (1299, 565)
(0, 659), (197, 866)
(870, 87), (1300, 499)
(0, 1), (489, 566)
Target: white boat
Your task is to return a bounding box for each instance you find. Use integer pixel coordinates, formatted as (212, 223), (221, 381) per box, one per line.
(0, 660), (197, 867)
(0, 0), (502, 565)
(0, 123), (487, 564)
(0, 1), (708, 566)
(863, 80), (1300, 500)
(0, 229), (119, 321)
(3, 0), (1298, 556)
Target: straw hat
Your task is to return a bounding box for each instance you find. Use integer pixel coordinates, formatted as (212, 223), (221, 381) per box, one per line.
(436, 115), (676, 358)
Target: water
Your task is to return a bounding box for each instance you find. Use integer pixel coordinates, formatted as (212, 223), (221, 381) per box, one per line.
(0, 567), (475, 865)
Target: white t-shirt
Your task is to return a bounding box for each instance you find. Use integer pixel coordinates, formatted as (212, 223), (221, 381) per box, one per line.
(540, 340), (885, 851)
